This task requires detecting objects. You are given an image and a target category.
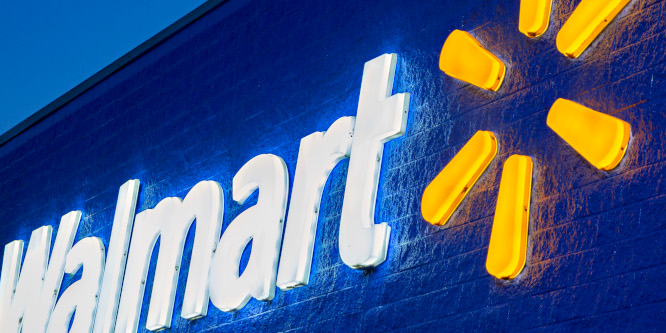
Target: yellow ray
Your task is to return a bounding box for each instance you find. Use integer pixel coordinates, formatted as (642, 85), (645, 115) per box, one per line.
(421, 131), (497, 226)
(439, 30), (506, 91)
(547, 99), (631, 171)
(557, 0), (632, 58)
(519, 0), (552, 37)
(486, 155), (533, 279)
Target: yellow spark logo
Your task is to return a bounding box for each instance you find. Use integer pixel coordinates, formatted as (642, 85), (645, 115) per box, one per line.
(421, 0), (633, 280)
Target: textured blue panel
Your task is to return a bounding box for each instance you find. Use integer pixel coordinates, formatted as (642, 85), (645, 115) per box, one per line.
(1, 0), (665, 331)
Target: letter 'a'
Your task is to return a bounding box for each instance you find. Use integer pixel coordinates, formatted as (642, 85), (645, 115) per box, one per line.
(209, 154), (289, 311)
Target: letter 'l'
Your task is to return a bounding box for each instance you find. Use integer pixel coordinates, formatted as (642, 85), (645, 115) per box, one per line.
(94, 179), (140, 333)
(339, 53), (410, 268)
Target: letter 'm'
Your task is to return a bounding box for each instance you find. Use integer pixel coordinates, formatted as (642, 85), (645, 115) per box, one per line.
(339, 53), (410, 268)
(209, 154), (289, 311)
(276, 117), (355, 290)
(115, 181), (224, 332)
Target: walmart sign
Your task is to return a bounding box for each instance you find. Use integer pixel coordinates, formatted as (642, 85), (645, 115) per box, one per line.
(0, 54), (410, 333)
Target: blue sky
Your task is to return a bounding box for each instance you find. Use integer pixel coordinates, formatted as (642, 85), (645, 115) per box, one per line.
(0, 0), (207, 136)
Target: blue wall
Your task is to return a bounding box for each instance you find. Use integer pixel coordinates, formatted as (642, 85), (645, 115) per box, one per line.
(1, 0), (665, 331)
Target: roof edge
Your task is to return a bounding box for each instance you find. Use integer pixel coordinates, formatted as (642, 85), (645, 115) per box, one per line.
(0, 0), (230, 147)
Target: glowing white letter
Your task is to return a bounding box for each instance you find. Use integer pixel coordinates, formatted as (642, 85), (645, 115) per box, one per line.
(0, 228), (50, 332)
(209, 154), (289, 311)
(277, 117), (355, 290)
(0, 211), (81, 333)
(47, 237), (105, 333)
(115, 181), (224, 332)
(340, 53), (409, 268)
(94, 179), (140, 333)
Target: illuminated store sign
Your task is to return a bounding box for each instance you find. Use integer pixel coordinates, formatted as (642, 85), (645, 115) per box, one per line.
(0, 0), (641, 330)
(426, 0), (633, 280)
(0, 53), (409, 332)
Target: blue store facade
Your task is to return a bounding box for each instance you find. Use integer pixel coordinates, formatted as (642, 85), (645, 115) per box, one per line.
(1, 0), (666, 331)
